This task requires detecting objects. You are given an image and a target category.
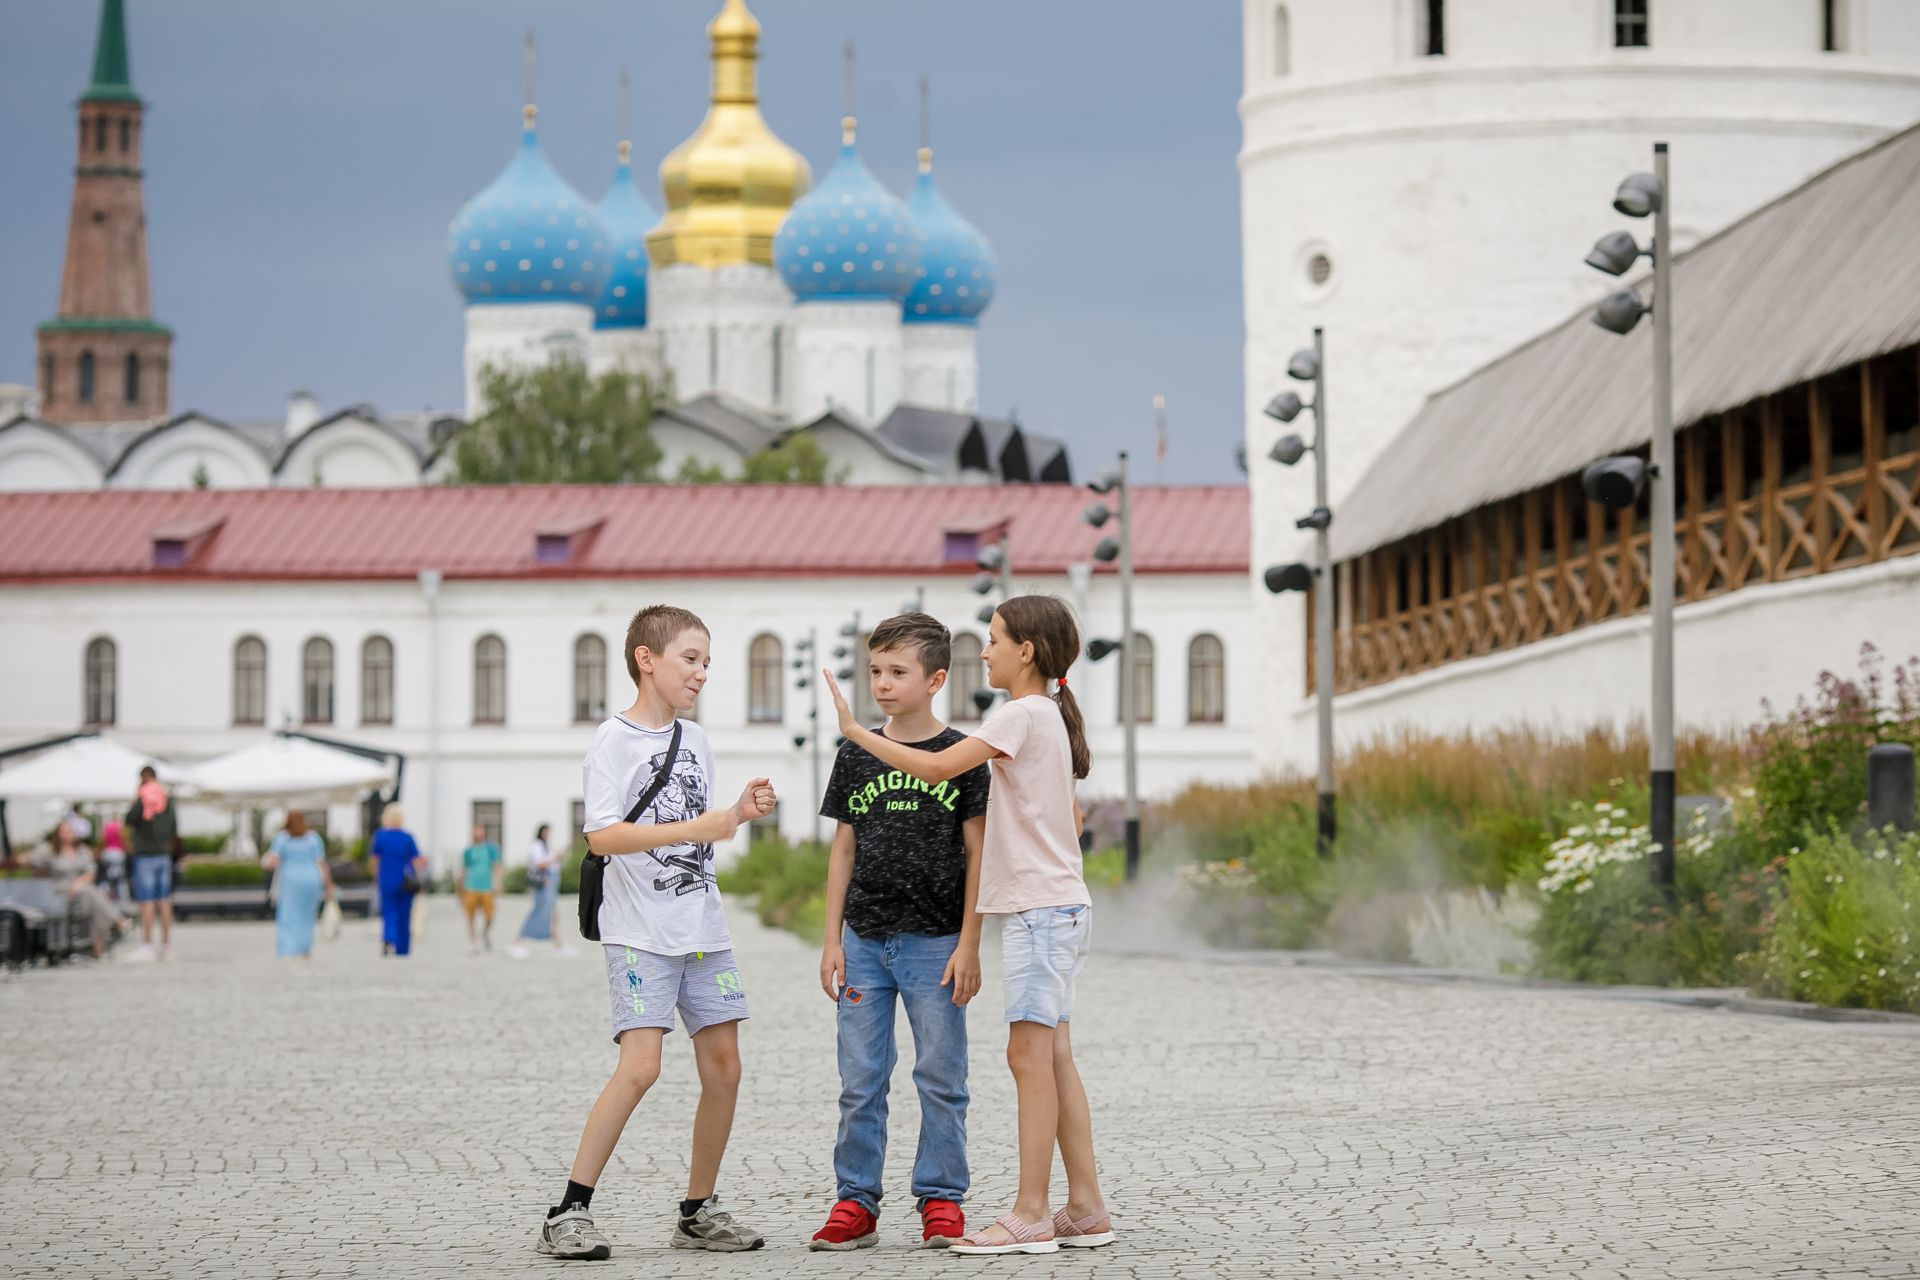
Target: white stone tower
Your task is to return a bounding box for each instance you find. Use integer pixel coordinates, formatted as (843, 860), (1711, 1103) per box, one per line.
(1240, 0), (1920, 768)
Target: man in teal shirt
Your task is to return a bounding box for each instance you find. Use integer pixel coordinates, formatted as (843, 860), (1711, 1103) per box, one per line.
(460, 825), (503, 954)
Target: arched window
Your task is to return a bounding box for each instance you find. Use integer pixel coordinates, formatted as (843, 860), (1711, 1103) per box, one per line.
(93, 116), (107, 153)
(84, 637), (117, 726)
(474, 634), (506, 724)
(748, 634), (783, 723)
(1823, 0), (1850, 52)
(1418, 0), (1446, 56)
(1120, 632), (1155, 725)
(41, 354), (54, 406)
(1614, 0), (1649, 47)
(361, 636), (394, 725)
(233, 636), (266, 725)
(78, 351), (96, 404)
(301, 637), (334, 724)
(573, 635), (607, 724)
(118, 118), (131, 153)
(949, 633), (984, 722)
(124, 353), (140, 405)
(1273, 4), (1290, 76)
(1188, 634), (1226, 724)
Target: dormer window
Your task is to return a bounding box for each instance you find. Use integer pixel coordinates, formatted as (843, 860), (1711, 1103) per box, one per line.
(533, 514), (606, 566)
(150, 516), (224, 569)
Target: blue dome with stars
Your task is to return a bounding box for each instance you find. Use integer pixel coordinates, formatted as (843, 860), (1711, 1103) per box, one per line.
(903, 149), (997, 325)
(774, 119), (924, 302)
(447, 110), (611, 306)
(594, 143), (659, 329)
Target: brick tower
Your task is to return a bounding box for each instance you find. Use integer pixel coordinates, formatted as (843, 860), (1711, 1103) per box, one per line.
(37, 0), (171, 425)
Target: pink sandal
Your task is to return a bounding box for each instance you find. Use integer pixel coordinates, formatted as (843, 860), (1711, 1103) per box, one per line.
(949, 1212), (1058, 1256)
(1052, 1207), (1116, 1248)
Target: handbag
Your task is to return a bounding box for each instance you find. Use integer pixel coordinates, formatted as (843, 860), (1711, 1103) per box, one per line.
(319, 896), (343, 942)
(401, 868), (423, 896)
(579, 719), (682, 942)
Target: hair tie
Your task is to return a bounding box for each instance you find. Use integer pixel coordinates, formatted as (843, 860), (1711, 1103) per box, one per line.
(1056, 676), (1068, 690)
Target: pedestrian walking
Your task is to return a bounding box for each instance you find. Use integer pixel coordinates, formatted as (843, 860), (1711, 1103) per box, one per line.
(824, 595), (1114, 1255)
(123, 765), (177, 962)
(459, 823), (502, 955)
(370, 804), (426, 957)
(264, 811), (334, 959)
(509, 823), (573, 959)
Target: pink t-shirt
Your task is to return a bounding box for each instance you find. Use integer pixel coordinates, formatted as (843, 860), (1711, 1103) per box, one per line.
(971, 694), (1088, 915)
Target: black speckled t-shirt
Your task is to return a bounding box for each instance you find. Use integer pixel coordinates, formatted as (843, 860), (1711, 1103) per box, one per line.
(819, 727), (991, 939)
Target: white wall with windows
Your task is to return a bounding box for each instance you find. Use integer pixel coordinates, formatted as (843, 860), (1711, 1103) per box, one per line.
(1, 569), (1255, 865)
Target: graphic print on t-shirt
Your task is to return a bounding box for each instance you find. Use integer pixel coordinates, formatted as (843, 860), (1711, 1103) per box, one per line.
(636, 742), (715, 896)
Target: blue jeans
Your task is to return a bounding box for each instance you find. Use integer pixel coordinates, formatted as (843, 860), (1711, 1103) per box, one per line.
(834, 927), (969, 1213)
(519, 875), (559, 941)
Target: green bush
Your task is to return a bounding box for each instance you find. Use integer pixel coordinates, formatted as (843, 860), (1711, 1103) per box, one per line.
(717, 837), (831, 940)
(1757, 826), (1920, 1012)
(1748, 645), (1920, 853)
(177, 860), (268, 888)
(179, 834), (228, 855)
(503, 857), (582, 895)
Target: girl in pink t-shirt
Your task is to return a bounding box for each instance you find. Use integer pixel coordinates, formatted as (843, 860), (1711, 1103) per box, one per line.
(826, 595), (1113, 1256)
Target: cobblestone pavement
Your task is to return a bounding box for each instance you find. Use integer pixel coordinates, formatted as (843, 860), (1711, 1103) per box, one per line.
(5, 895), (1920, 1279)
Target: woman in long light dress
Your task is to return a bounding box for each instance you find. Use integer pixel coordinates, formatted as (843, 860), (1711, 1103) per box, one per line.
(508, 824), (572, 959)
(264, 811), (333, 959)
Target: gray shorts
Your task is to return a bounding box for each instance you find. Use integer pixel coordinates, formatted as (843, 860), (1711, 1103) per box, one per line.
(603, 944), (750, 1043)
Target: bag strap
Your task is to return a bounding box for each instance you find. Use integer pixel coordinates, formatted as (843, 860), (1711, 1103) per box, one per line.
(620, 719), (685, 827)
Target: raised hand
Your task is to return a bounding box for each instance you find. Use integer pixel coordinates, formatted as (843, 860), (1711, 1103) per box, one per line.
(822, 669), (858, 736)
(736, 777), (777, 821)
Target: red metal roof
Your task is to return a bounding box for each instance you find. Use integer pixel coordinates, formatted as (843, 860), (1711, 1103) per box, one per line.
(0, 485), (1248, 582)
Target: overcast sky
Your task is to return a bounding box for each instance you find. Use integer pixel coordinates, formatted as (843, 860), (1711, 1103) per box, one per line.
(0, 1), (1245, 483)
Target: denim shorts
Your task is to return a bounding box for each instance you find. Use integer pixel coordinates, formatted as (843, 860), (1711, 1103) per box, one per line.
(603, 944), (749, 1043)
(1001, 903), (1092, 1027)
(130, 855), (173, 903)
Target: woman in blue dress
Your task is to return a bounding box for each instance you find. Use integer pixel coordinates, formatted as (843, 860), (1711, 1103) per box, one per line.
(265, 811), (333, 958)
(370, 803), (427, 957)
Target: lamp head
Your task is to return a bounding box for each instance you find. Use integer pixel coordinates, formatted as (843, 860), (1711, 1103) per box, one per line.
(792, 735), (808, 750)
(1263, 391), (1304, 423)
(1268, 433), (1308, 467)
(1286, 348), (1320, 382)
(1263, 562), (1315, 594)
(975, 543), (1005, 572)
(1082, 501), (1111, 528)
(1592, 290), (1648, 335)
(1092, 536), (1121, 564)
(1294, 506), (1333, 532)
(1087, 637), (1122, 662)
(971, 687), (998, 714)
(1086, 471), (1119, 495)
(1584, 230), (1643, 277)
(971, 572), (997, 595)
(835, 667), (854, 682)
(1581, 456), (1649, 511)
(975, 603), (996, 626)
(1612, 172), (1663, 218)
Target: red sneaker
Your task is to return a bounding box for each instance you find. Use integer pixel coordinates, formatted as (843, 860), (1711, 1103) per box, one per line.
(808, 1199), (877, 1252)
(921, 1198), (965, 1249)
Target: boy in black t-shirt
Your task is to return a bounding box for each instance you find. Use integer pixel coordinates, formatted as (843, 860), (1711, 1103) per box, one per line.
(809, 613), (990, 1252)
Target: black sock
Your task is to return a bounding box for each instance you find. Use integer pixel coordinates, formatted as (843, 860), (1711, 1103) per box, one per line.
(680, 1197), (707, 1221)
(550, 1180), (595, 1218)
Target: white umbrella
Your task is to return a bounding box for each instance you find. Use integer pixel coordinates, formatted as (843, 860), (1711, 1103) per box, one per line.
(0, 734), (182, 802)
(184, 736), (395, 807)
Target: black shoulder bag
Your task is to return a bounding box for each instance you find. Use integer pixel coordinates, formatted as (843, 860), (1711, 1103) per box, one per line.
(578, 720), (683, 942)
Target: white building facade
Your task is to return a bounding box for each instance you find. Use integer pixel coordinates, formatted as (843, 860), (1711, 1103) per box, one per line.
(1240, 0), (1920, 769)
(0, 485), (1253, 867)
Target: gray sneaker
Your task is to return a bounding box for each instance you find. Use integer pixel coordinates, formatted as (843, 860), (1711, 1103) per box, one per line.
(537, 1206), (612, 1260)
(670, 1196), (765, 1252)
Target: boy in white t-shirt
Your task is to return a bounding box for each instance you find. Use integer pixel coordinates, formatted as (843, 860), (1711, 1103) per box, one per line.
(537, 605), (778, 1261)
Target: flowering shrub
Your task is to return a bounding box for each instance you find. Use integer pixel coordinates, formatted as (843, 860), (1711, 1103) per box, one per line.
(1535, 799), (1719, 897)
(1758, 827), (1920, 1013)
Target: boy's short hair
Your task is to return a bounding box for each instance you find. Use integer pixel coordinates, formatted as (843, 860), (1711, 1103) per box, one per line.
(866, 612), (951, 676)
(623, 605), (710, 684)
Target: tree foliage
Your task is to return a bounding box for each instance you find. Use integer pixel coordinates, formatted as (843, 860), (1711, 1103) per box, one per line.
(677, 433), (847, 485)
(451, 361), (663, 484)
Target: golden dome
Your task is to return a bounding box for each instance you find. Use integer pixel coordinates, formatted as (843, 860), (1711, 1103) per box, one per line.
(647, 0), (809, 269)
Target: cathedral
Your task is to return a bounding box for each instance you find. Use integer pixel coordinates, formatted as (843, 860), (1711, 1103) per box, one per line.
(0, 0), (1067, 492)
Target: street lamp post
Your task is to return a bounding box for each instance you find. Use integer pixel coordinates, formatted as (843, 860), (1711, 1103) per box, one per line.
(1085, 454), (1141, 881)
(793, 628), (822, 844)
(1582, 142), (1677, 888)
(1260, 331), (1336, 855)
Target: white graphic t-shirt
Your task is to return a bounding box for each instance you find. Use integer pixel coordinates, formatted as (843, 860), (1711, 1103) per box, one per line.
(582, 715), (732, 956)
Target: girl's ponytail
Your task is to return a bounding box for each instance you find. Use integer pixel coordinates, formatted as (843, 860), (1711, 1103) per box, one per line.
(1054, 677), (1091, 780)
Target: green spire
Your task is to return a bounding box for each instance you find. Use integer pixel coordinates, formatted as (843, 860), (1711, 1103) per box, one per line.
(82, 0), (139, 104)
